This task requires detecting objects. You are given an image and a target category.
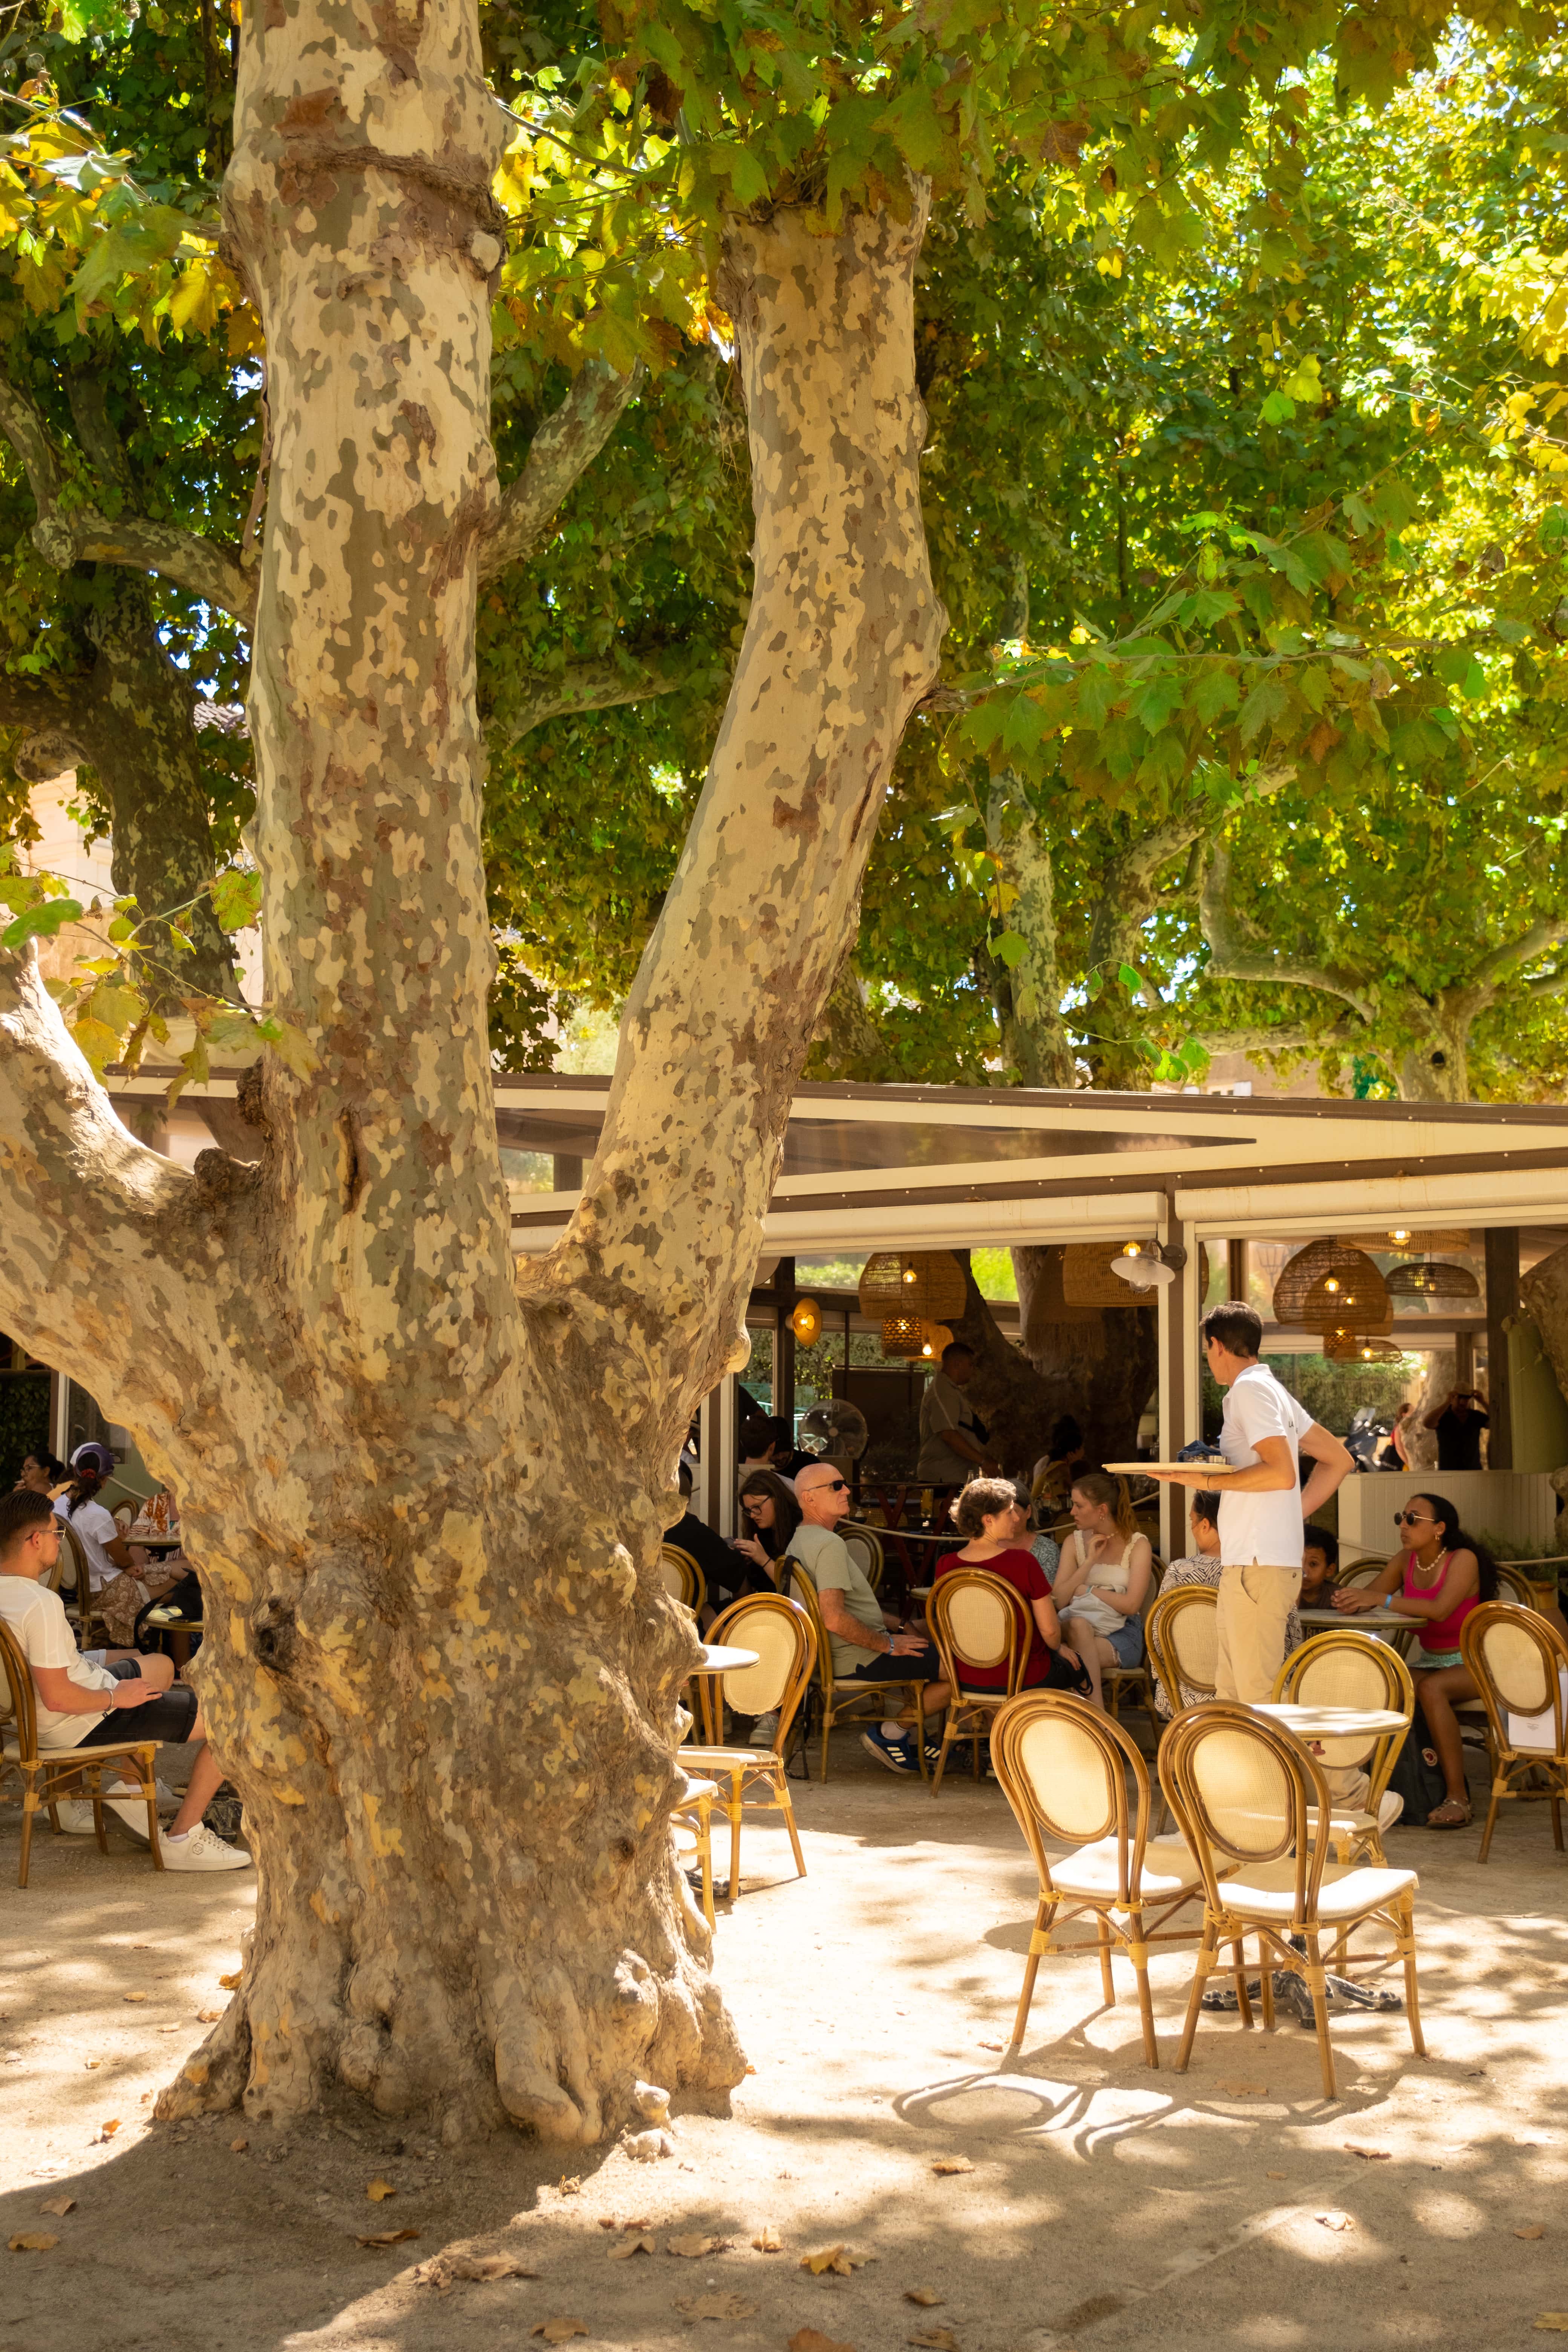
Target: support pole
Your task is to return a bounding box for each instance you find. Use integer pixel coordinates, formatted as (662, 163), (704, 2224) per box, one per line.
(1484, 1227), (1520, 1470)
(775, 1254), (796, 1429)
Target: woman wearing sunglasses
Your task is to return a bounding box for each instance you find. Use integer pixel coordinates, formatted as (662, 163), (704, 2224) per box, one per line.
(1334, 1491), (1498, 1827)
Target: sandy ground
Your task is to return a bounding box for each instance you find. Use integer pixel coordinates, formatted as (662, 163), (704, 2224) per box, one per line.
(3, 1732), (1566, 2352)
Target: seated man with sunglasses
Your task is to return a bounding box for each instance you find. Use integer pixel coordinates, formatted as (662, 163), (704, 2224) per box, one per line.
(789, 1461), (949, 1773)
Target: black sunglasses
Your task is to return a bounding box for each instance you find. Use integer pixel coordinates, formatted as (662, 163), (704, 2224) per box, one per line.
(812, 1478), (848, 1494)
(1393, 1510), (1435, 1527)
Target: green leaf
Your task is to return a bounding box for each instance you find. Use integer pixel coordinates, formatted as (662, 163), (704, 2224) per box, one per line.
(210, 868), (262, 933)
(265, 1017), (319, 1081)
(2, 897), (83, 948)
(1260, 389), (1295, 425)
(1238, 672), (1290, 743)
(992, 929), (1028, 969)
(1117, 962), (1141, 993)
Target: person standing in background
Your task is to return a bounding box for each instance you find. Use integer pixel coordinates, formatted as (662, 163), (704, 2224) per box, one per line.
(1423, 1387), (1489, 1472)
(916, 1342), (1001, 1484)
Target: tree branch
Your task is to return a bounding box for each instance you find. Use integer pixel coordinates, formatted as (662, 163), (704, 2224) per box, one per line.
(0, 365), (256, 628)
(477, 359), (641, 583)
(1191, 1019), (1360, 1057)
(485, 647), (696, 750)
(1464, 916), (1568, 999)
(1198, 839), (1377, 1023)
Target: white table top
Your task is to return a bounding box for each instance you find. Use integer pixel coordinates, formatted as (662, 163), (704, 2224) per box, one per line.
(1253, 1700), (1409, 1738)
(698, 1644), (760, 1674)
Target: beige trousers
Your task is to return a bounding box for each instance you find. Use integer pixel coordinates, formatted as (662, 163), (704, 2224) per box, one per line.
(1215, 1561), (1302, 1704)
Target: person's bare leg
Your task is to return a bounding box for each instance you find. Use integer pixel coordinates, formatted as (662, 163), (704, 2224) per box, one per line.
(1414, 1665), (1477, 1812)
(1065, 1615), (1106, 1706)
(167, 1743), (225, 1838)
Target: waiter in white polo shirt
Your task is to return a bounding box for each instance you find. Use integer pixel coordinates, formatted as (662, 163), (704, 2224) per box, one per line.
(1151, 1302), (1352, 1700)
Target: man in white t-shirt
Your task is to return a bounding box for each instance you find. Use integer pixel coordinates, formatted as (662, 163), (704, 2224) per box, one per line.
(1148, 1302), (1351, 1701)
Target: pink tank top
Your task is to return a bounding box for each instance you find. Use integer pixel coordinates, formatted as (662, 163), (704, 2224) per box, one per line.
(1402, 1549), (1477, 1652)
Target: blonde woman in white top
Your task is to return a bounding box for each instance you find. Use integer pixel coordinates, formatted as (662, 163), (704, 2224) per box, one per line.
(1051, 1472), (1153, 1709)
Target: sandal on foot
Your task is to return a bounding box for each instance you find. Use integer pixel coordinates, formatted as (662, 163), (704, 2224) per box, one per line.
(1426, 1797), (1472, 1829)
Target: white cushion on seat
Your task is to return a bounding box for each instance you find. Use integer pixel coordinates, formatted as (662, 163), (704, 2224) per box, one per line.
(682, 1745), (783, 1772)
(1217, 1857), (1416, 1922)
(1321, 1789), (1404, 1838)
(1050, 1834), (1202, 1903)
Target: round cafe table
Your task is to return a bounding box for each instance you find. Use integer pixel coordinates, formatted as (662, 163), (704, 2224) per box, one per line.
(1251, 1700), (1409, 1740)
(127, 1531), (184, 1554)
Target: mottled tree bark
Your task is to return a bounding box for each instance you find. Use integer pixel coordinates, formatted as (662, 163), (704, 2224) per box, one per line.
(0, 0), (942, 2147)
(948, 1253), (1157, 1476)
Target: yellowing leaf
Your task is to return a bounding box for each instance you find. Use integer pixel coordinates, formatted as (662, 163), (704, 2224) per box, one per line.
(166, 256), (222, 336)
(788, 2332), (858, 2352)
(38, 2197), (75, 2218)
(668, 2234), (727, 2258)
(8, 2234), (58, 2252)
(905, 2288), (944, 2306)
(800, 2243), (870, 2277)
(908, 2331), (959, 2351)
(931, 2156), (975, 2175)
(750, 2223), (782, 2252)
(1533, 2319), (1568, 2333)
(230, 2139), (249, 2153)
(218, 1971), (242, 1989)
(357, 2228), (421, 2247)
(1517, 2226), (1547, 2240)
(199, 2010), (223, 2023)
(607, 2233), (655, 2259)
(1219, 2081), (1269, 2097)
(531, 2324), (588, 2343)
(366, 2179), (397, 2202)
(71, 1016), (123, 1077)
(123, 1992), (147, 2003)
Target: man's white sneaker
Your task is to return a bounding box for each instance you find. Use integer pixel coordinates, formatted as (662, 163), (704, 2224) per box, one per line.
(746, 1711), (779, 1749)
(53, 1798), (99, 1835)
(161, 1823), (252, 1873)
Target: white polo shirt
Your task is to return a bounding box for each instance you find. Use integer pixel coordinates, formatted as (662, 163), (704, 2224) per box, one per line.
(1217, 1363), (1313, 1569)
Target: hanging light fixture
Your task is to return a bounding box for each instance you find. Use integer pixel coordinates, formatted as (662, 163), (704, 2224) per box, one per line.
(1384, 1259), (1480, 1301)
(1109, 1240), (1175, 1291)
(881, 1312), (928, 1359)
(1274, 1240), (1390, 1333)
(787, 1297), (823, 1344)
(1342, 1228), (1470, 1253)
(858, 1251), (969, 1361)
(918, 1322), (956, 1360)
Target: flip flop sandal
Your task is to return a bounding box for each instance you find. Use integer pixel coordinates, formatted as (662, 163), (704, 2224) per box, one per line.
(1426, 1800), (1473, 1829)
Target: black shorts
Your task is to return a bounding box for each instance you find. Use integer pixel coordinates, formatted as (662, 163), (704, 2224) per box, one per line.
(76, 1662), (199, 1749)
(839, 1640), (941, 1684)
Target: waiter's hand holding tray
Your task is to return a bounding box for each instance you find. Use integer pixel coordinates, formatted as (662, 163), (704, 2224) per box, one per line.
(1101, 1458), (1247, 1476)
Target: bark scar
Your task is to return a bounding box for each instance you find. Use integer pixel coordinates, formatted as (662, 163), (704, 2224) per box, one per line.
(337, 1108), (366, 1212)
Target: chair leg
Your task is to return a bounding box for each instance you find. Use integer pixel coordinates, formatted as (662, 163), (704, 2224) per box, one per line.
(1175, 1924), (1218, 2072)
(1553, 1790), (1564, 1853)
(820, 1692), (832, 1785)
(1303, 1930), (1337, 2100)
(1478, 1775), (1505, 1864)
(931, 1724), (954, 1797)
(1129, 1917), (1158, 2067)
(1095, 1910), (1115, 2006)
(1008, 1900), (1055, 2057)
(18, 1778), (37, 1889)
(1396, 1896), (1426, 2058)
(726, 1772), (743, 1903)
(1233, 1938), (1254, 2031)
(776, 1768), (807, 1881)
(913, 1687), (928, 1782)
(1258, 1939), (1275, 2031)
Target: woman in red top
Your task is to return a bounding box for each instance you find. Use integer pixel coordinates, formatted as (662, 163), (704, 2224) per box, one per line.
(935, 1479), (1090, 1693)
(1334, 1489), (1498, 1828)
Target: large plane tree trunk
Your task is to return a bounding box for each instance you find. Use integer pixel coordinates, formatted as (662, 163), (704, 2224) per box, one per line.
(0, 0), (942, 2148)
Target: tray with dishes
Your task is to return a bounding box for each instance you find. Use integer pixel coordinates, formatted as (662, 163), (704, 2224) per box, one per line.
(1100, 1458), (1243, 1475)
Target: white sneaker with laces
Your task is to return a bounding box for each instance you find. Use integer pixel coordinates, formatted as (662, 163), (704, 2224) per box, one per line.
(746, 1711), (779, 1749)
(53, 1798), (99, 1835)
(161, 1823), (252, 1873)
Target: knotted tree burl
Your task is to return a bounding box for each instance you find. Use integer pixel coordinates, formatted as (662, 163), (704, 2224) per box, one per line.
(0, 0), (943, 2141)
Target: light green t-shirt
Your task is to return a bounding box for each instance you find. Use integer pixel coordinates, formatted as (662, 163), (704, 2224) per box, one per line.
(788, 1522), (884, 1676)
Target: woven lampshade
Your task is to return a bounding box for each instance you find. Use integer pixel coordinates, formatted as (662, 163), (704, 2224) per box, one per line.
(1323, 1332), (1404, 1365)
(1341, 1228), (1470, 1253)
(1273, 1239), (1389, 1333)
(1062, 1242), (1145, 1309)
(858, 1250), (967, 1323)
(1384, 1259), (1480, 1301)
(880, 1311), (928, 1358)
(917, 1322), (955, 1361)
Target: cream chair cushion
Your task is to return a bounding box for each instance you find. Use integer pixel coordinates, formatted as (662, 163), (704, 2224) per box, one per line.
(1217, 1857), (1416, 1922)
(1049, 1834), (1203, 1905)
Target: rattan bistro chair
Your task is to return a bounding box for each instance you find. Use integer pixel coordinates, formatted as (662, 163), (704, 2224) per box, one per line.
(925, 1569), (1028, 1793)
(1159, 1704), (1426, 2100)
(659, 1544), (707, 1615)
(681, 1594), (816, 1900)
(785, 1560), (929, 1782)
(671, 1772), (718, 1928)
(1459, 1602), (1568, 1862)
(841, 1524), (885, 1595)
(1144, 1583), (1218, 1723)
(0, 1622), (163, 1887)
(1103, 1556), (1164, 1724)
(991, 1691), (1220, 2067)
(1271, 1630), (1415, 1866)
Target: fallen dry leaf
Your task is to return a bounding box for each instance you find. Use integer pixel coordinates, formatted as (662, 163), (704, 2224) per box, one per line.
(123, 1992), (147, 2004)
(908, 2331), (959, 2351)
(556, 2176), (582, 2196)
(366, 2179), (397, 2202)
(977, 2039), (1005, 2052)
(1345, 2144), (1392, 2161)
(9, 2235), (58, 2253)
(607, 2235), (656, 2260)
(38, 2197), (75, 2218)
(1534, 2320), (1568, 2334)
(92, 2121), (121, 2145)
(530, 2323), (588, 2344)
(231, 2138), (249, 2153)
(413, 2251), (539, 2292)
(676, 2292), (758, 2320)
(1266, 2171), (1286, 2181)
(198, 2009), (222, 2023)
(1316, 2211), (1354, 2233)
(668, 2234), (728, 2259)
(597, 2218), (616, 2230)
(800, 2244), (870, 2278)
(751, 2223), (782, 2253)
(84, 2060), (101, 2070)
(218, 1971), (242, 1989)
(1219, 2082), (1269, 2098)
(744, 2062), (757, 2075)
(905, 2289), (944, 2306)
(788, 2333), (858, 2352)
(931, 2156), (975, 2176)
(1517, 2226), (1547, 2241)
(357, 2229), (422, 2248)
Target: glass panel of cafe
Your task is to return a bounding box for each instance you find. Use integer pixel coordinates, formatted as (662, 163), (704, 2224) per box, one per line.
(1195, 1224), (1568, 1572)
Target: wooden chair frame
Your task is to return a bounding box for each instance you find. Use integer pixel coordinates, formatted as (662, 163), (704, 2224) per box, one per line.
(784, 1560), (929, 1782)
(991, 1690), (1218, 2067)
(659, 1543), (707, 1615)
(0, 1621), (162, 1886)
(1159, 1703), (1426, 2099)
(924, 1569), (1028, 1794)
(1270, 1629), (1415, 1867)
(1144, 1583), (1219, 1723)
(839, 1524), (885, 1596)
(1102, 1555), (1164, 1724)
(671, 1772), (717, 1927)
(681, 1594), (817, 1900)
(1459, 1601), (1568, 1862)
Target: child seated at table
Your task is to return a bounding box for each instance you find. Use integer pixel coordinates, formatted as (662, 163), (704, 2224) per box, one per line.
(1300, 1526), (1339, 1609)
